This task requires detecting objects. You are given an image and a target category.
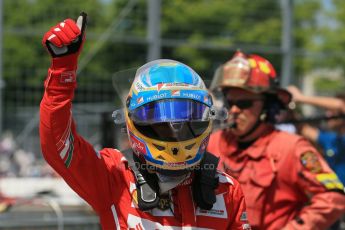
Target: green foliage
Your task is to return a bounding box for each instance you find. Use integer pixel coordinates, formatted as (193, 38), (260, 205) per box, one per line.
(3, 0), (340, 105)
(161, 0), (282, 78)
(4, 0), (108, 81)
(314, 77), (345, 93)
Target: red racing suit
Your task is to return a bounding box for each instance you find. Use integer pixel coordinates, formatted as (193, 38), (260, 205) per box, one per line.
(39, 67), (251, 230)
(208, 128), (345, 230)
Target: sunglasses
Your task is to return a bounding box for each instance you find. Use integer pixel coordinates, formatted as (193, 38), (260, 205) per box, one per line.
(226, 99), (262, 109)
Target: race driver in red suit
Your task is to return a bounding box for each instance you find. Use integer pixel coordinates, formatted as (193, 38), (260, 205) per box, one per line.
(39, 13), (250, 229)
(207, 51), (345, 230)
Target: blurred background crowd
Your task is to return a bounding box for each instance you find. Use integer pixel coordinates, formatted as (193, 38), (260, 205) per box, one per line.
(0, 0), (344, 229)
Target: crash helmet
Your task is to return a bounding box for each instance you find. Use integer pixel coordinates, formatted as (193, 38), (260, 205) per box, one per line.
(211, 51), (291, 105)
(125, 59), (216, 176)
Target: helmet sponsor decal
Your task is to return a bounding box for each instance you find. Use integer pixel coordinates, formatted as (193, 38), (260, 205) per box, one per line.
(171, 90), (180, 96)
(129, 131), (147, 155)
(136, 97), (144, 104)
(129, 89), (211, 111)
(182, 92), (201, 100)
(164, 161), (187, 167)
(134, 81), (144, 94)
(145, 92), (169, 103)
(157, 83), (164, 92)
(204, 95), (211, 104)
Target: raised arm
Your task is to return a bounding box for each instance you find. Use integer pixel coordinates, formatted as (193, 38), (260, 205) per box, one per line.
(287, 85), (345, 112)
(39, 13), (114, 212)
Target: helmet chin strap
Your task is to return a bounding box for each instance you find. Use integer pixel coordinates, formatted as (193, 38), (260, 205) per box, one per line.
(237, 109), (267, 141)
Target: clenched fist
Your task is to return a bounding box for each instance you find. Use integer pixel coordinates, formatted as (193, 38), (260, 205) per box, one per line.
(42, 12), (87, 58)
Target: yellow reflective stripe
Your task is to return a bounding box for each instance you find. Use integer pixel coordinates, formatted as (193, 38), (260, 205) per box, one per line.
(316, 173), (344, 190)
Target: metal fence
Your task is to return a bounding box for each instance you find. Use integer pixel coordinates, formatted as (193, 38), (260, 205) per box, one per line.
(0, 203), (100, 230)
(0, 178), (101, 230)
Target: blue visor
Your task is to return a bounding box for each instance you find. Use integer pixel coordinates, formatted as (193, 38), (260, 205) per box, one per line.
(130, 99), (211, 124)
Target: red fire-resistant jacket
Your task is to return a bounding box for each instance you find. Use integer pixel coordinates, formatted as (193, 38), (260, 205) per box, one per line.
(39, 67), (251, 230)
(208, 129), (345, 230)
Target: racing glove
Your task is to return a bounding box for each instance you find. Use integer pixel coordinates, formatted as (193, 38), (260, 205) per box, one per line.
(42, 12), (87, 72)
